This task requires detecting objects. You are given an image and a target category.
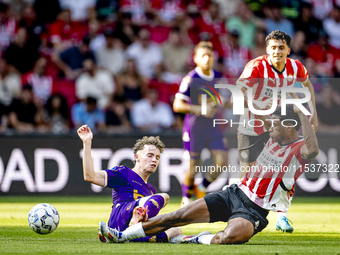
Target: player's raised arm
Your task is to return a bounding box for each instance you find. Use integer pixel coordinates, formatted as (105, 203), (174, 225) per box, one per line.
(294, 106), (319, 161)
(77, 125), (106, 186)
(302, 78), (318, 132)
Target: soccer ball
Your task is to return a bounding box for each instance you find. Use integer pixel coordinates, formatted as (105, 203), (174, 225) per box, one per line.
(28, 203), (60, 234)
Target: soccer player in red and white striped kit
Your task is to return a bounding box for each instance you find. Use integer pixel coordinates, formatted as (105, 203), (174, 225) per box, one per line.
(230, 30), (318, 232)
(99, 103), (319, 245)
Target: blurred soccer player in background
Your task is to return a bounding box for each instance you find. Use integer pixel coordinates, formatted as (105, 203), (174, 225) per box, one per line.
(173, 41), (229, 207)
(77, 125), (181, 243)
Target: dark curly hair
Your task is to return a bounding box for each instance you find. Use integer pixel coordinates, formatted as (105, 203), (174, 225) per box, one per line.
(265, 30), (291, 47)
(133, 136), (165, 154)
(273, 105), (301, 131)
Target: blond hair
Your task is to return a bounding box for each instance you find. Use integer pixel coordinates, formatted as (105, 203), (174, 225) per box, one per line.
(133, 136), (165, 154)
(194, 41), (213, 54)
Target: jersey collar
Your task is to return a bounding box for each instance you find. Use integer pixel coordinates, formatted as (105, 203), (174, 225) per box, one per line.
(267, 56), (286, 75)
(195, 67), (215, 81)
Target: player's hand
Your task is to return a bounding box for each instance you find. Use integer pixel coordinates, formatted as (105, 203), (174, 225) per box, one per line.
(309, 114), (318, 133)
(205, 105), (218, 118)
(77, 125), (93, 142)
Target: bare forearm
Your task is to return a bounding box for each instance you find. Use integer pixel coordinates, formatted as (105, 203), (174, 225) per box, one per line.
(304, 80), (317, 117)
(299, 112), (319, 159)
(82, 140), (96, 182)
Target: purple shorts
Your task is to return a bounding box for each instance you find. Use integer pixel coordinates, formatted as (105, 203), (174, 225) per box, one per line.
(183, 129), (228, 155)
(108, 200), (138, 231)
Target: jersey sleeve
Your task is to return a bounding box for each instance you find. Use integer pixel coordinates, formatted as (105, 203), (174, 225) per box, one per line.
(104, 166), (129, 188)
(295, 60), (309, 83)
(175, 75), (192, 102)
(236, 59), (260, 89)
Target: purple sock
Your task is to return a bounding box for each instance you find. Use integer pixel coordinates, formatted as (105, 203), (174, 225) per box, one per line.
(143, 195), (165, 219)
(182, 184), (195, 198)
(130, 232), (168, 243)
(202, 178), (212, 188)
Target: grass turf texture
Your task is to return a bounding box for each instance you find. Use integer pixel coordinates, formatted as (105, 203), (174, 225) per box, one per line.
(0, 196), (339, 255)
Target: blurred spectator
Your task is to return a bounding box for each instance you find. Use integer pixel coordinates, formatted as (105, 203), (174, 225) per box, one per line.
(88, 19), (106, 52)
(76, 58), (115, 109)
(59, 0), (96, 21)
(251, 28), (267, 58)
(131, 89), (174, 132)
(22, 57), (53, 106)
(72, 96), (106, 132)
(116, 58), (147, 109)
(223, 29), (251, 78)
(162, 28), (192, 76)
(114, 12), (140, 46)
(18, 5), (45, 49)
(52, 36), (96, 80)
(197, 2), (226, 57)
(308, 0), (333, 21)
(294, 2), (323, 44)
(276, 0), (301, 20)
(33, 0), (61, 26)
(125, 28), (163, 79)
(289, 31), (307, 63)
(0, 2), (17, 53)
(243, 0), (264, 17)
(105, 95), (131, 134)
(119, 0), (151, 25)
(3, 27), (39, 74)
(44, 94), (70, 134)
(49, 9), (86, 50)
(216, 0), (242, 18)
(264, 3), (294, 37)
(201, 2), (227, 37)
(95, 29), (125, 75)
(7, 0), (34, 20)
(316, 85), (340, 132)
(95, 0), (119, 21)
(226, 1), (257, 48)
(8, 85), (42, 133)
(180, 0), (211, 11)
(306, 30), (340, 78)
(0, 58), (21, 110)
(152, 0), (184, 25)
(323, 6), (340, 50)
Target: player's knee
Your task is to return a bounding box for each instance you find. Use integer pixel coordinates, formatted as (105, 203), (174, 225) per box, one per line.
(158, 193), (169, 205)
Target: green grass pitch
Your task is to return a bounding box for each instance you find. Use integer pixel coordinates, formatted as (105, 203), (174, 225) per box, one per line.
(0, 196), (340, 255)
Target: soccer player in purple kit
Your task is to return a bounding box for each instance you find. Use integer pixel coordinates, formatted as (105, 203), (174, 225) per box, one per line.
(173, 41), (229, 207)
(77, 124), (182, 243)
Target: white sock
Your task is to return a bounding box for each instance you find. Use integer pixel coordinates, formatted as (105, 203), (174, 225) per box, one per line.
(278, 211), (287, 218)
(198, 234), (215, 245)
(121, 222), (146, 241)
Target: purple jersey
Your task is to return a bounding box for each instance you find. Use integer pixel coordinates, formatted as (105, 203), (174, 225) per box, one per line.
(176, 67), (227, 153)
(104, 166), (155, 230)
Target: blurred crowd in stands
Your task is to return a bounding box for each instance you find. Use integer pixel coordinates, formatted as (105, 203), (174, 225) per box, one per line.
(0, 0), (339, 134)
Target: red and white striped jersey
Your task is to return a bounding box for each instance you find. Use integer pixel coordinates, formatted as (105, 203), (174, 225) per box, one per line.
(238, 137), (311, 212)
(236, 55), (309, 136)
